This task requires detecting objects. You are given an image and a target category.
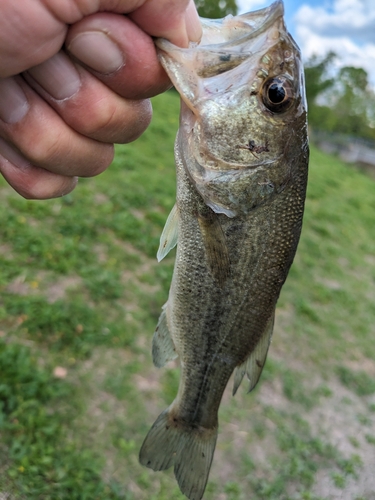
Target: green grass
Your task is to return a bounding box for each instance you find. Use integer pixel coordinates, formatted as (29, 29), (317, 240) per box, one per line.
(1, 90), (375, 499)
(336, 366), (375, 396)
(0, 341), (123, 499)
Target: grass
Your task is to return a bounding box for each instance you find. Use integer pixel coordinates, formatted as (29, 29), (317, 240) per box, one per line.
(0, 90), (375, 499)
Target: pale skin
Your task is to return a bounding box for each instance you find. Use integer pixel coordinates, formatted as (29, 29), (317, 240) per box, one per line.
(0, 0), (202, 199)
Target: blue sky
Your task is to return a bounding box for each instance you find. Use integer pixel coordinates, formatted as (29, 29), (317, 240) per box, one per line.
(236, 0), (375, 88)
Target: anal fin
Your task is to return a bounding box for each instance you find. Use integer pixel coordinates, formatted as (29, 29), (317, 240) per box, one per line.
(152, 303), (178, 368)
(233, 310), (275, 396)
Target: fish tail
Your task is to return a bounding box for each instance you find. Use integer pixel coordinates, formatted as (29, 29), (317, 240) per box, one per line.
(139, 407), (218, 500)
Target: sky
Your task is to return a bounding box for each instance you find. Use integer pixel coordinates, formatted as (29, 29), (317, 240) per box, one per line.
(236, 0), (375, 88)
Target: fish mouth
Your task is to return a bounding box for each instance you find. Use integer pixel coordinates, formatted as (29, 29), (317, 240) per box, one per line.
(156, 0), (285, 58)
(198, 0), (284, 48)
(196, 155), (283, 172)
(155, 1), (297, 111)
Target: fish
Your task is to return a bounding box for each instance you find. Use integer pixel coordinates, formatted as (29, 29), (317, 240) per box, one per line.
(139, 1), (309, 499)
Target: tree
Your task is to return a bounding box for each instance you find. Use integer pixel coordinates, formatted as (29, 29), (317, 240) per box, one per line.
(195, 0), (237, 19)
(304, 53), (375, 140)
(331, 66), (371, 136)
(304, 51), (337, 105)
(339, 66), (368, 93)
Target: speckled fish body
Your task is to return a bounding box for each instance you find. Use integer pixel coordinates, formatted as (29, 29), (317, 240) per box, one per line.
(139, 2), (309, 499)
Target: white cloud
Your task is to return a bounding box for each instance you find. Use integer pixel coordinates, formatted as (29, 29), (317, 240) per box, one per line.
(235, 0), (375, 87)
(295, 0), (375, 87)
(295, 1), (375, 42)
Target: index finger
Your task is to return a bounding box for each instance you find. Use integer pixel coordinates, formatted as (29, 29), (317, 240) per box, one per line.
(0, 0), (201, 78)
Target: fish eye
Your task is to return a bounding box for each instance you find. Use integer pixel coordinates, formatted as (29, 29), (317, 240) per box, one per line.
(261, 76), (294, 113)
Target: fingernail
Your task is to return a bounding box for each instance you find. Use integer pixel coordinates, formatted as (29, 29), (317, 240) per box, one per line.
(185, 1), (202, 43)
(67, 31), (124, 75)
(0, 78), (29, 124)
(0, 137), (30, 169)
(27, 52), (81, 100)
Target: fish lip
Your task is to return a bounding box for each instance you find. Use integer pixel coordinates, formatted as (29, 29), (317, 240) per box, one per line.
(155, 0), (284, 54)
(155, 0), (303, 117)
(199, 0), (285, 49)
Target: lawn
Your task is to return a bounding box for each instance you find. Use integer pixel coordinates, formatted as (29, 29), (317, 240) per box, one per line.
(0, 90), (374, 500)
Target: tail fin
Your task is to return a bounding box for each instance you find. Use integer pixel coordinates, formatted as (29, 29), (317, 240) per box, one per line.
(139, 408), (218, 500)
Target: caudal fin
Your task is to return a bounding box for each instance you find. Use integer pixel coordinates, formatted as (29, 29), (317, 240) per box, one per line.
(139, 408), (218, 500)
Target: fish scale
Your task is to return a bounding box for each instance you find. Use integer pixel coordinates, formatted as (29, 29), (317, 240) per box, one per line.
(139, 2), (309, 499)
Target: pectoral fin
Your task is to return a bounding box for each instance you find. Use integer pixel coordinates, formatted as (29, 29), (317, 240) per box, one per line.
(152, 303), (178, 368)
(233, 310), (275, 396)
(197, 207), (230, 287)
(157, 203), (179, 262)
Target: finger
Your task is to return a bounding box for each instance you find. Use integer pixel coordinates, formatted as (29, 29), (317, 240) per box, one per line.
(0, 0), (67, 77)
(24, 50), (153, 143)
(54, 0), (202, 46)
(66, 13), (171, 99)
(0, 0), (201, 77)
(0, 76), (114, 177)
(0, 137), (77, 199)
(130, 0), (202, 47)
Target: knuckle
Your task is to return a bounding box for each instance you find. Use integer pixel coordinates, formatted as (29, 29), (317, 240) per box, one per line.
(20, 126), (113, 177)
(71, 98), (152, 143)
(73, 99), (118, 137)
(22, 131), (64, 168)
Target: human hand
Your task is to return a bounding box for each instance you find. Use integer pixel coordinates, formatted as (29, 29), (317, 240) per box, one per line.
(0, 0), (201, 199)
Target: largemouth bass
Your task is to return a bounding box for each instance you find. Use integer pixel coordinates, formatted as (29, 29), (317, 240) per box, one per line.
(140, 1), (309, 498)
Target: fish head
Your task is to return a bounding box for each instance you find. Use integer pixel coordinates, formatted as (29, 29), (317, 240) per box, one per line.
(156, 1), (309, 217)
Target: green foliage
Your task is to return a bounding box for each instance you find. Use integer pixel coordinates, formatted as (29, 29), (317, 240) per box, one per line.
(327, 66), (374, 138)
(248, 409), (361, 499)
(305, 52), (375, 140)
(0, 341), (66, 414)
(304, 51), (337, 105)
(336, 366), (375, 396)
(195, 0), (237, 18)
(0, 341), (123, 499)
(281, 368), (332, 409)
(1, 293), (132, 358)
(161, 368), (180, 404)
(365, 434), (375, 445)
